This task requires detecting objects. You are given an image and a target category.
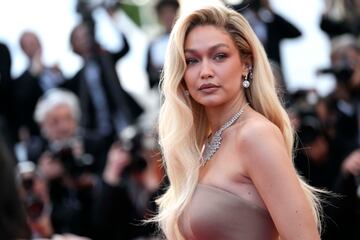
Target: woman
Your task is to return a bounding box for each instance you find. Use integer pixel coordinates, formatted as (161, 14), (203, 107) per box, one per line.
(155, 4), (322, 240)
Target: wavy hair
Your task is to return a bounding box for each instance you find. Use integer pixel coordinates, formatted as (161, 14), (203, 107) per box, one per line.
(155, 4), (322, 239)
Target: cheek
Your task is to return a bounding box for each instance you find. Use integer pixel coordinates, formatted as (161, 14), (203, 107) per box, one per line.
(183, 70), (195, 89)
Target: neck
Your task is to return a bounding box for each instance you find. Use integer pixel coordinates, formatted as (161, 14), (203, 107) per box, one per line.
(206, 96), (248, 132)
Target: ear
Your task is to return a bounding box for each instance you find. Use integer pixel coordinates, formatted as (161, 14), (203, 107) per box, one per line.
(241, 57), (253, 75)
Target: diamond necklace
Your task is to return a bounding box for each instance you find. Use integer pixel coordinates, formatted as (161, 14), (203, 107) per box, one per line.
(201, 102), (249, 166)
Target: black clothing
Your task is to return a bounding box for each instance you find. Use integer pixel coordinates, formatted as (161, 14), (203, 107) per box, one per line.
(320, 16), (360, 39)
(242, 10), (302, 67)
(0, 42), (12, 115)
(323, 173), (360, 240)
(92, 179), (156, 240)
(49, 178), (94, 237)
(0, 43), (11, 81)
(0, 43), (16, 145)
(326, 97), (359, 160)
(294, 149), (338, 190)
(0, 137), (31, 240)
(265, 13), (302, 67)
(63, 35), (143, 152)
(146, 33), (169, 89)
(11, 70), (44, 137)
(63, 35), (143, 172)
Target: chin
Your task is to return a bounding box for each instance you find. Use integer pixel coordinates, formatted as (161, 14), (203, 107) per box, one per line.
(199, 99), (225, 108)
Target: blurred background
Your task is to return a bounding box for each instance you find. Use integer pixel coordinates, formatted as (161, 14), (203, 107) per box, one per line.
(1, 0), (360, 239)
(0, 0), (334, 98)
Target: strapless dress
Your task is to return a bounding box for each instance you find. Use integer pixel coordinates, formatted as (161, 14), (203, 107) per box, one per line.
(178, 183), (278, 240)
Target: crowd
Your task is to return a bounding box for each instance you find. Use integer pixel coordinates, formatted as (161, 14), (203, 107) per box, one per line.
(0, 0), (360, 239)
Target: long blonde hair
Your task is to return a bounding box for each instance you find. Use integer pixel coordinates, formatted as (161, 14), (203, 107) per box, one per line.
(155, 4), (322, 239)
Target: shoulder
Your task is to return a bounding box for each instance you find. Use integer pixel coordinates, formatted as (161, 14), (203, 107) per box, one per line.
(236, 111), (285, 151)
(234, 110), (290, 172)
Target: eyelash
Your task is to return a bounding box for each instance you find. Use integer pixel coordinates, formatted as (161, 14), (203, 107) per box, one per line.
(186, 58), (198, 65)
(214, 53), (227, 61)
(185, 53), (227, 65)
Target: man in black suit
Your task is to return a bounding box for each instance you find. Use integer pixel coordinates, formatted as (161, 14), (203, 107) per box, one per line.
(236, 0), (301, 98)
(63, 22), (143, 171)
(11, 32), (64, 139)
(0, 42), (12, 114)
(240, 0), (302, 68)
(146, 0), (179, 89)
(0, 42), (16, 145)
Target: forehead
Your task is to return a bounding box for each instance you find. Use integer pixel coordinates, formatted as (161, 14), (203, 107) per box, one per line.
(184, 25), (235, 51)
(73, 25), (88, 38)
(47, 104), (73, 117)
(21, 33), (39, 44)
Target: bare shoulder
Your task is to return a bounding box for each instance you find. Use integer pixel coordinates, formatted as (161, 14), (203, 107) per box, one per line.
(234, 109), (289, 172)
(236, 110), (285, 149)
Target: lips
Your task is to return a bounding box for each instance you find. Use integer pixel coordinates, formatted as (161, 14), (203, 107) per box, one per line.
(199, 83), (219, 91)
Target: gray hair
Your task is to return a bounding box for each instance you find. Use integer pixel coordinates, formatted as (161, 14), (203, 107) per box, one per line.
(34, 88), (81, 124)
(331, 34), (358, 55)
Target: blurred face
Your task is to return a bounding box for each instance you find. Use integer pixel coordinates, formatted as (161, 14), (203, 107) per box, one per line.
(42, 105), (77, 141)
(71, 24), (92, 56)
(158, 5), (178, 33)
(20, 32), (41, 59)
(183, 25), (248, 108)
(331, 47), (360, 69)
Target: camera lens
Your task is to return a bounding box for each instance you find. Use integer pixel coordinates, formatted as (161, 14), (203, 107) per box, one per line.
(22, 178), (33, 191)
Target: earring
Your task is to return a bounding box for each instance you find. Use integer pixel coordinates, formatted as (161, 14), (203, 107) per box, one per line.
(242, 66), (252, 88)
(243, 75), (250, 88)
(184, 90), (189, 96)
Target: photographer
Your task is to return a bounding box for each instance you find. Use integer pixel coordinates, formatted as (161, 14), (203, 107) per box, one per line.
(34, 89), (98, 238)
(318, 35), (360, 159)
(240, 0), (302, 69)
(93, 128), (159, 240)
(146, 0), (179, 89)
(12, 31), (65, 140)
(320, 0), (360, 39)
(314, 34), (360, 240)
(17, 160), (53, 238)
(63, 1), (143, 172)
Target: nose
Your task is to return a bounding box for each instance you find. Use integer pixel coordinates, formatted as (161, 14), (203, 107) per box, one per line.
(200, 60), (214, 79)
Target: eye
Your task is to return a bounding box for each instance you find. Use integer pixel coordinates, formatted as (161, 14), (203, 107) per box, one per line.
(185, 58), (198, 65)
(214, 53), (227, 61)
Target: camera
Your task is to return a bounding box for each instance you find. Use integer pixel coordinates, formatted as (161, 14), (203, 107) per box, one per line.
(49, 138), (94, 177)
(317, 66), (354, 83)
(18, 161), (45, 220)
(317, 56), (354, 83)
(118, 126), (148, 175)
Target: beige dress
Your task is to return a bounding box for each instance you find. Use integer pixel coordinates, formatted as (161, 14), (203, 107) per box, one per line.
(179, 183), (279, 240)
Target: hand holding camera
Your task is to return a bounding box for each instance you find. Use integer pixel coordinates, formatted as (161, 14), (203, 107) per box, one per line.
(103, 142), (131, 185)
(38, 152), (65, 180)
(341, 149), (360, 198)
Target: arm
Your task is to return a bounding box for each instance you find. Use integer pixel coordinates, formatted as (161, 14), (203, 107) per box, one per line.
(320, 16), (351, 38)
(92, 143), (137, 239)
(271, 14), (302, 39)
(238, 121), (320, 240)
(110, 33), (130, 63)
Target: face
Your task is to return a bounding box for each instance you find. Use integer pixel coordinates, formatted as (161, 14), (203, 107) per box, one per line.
(20, 32), (41, 59)
(183, 25), (248, 108)
(158, 5), (178, 33)
(42, 104), (77, 141)
(71, 24), (92, 56)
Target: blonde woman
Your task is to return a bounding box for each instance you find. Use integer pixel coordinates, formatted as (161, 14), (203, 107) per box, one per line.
(155, 4), (322, 240)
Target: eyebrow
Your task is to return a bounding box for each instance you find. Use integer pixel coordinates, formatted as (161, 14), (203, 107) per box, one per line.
(184, 43), (230, 54)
